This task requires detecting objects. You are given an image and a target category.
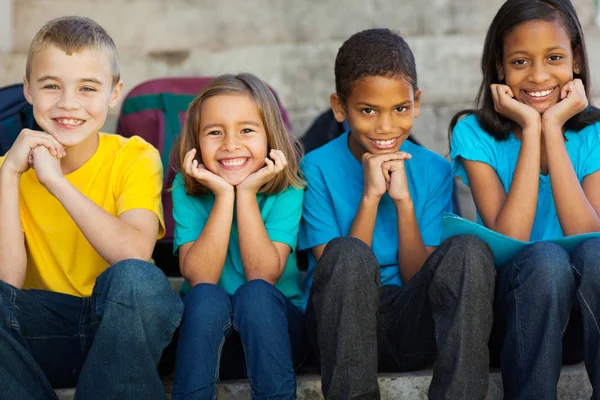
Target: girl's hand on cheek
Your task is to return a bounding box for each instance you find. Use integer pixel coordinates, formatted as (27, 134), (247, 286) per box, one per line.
(183, 149), (233, 196)
(542, 79), (588, 131)
(491, 84), (541, 131)
(237, 149), (287, 194)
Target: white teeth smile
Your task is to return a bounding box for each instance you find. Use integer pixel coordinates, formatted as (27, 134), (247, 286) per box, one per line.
(373, 138), (396, 145)
(57, 118), (84, 126)
(220, 158), (247, 167)
(526, 88), (555, 97)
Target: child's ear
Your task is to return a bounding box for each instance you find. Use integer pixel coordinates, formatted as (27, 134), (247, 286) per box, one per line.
(23, 76), (33, 105)
(413, 89), (421, 118)
(108, 81), (124, 109)
(330, 93), (347, 123)
(497, 65), (504, 81)
(573, 47), (582, 75)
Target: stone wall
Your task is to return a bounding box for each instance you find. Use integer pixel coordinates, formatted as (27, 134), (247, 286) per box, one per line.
(1, 0), (599, 218)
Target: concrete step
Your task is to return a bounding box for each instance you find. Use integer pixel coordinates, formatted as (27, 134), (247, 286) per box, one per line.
(55, 364), (592, 399)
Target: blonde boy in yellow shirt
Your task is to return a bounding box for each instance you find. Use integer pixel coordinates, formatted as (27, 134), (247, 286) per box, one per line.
(0, 16), (183, 399)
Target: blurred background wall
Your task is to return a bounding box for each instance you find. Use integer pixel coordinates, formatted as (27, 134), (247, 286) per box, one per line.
(1, 0), (599, 218)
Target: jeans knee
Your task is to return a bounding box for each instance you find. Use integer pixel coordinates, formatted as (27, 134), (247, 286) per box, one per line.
(571, 238), (600, 284)
(232, 279), (285, 320)
(508, 242), (574, 297)
(96, 260), (183, 327)
(315, 237), (379, 285)
(183, 283), (232, 329)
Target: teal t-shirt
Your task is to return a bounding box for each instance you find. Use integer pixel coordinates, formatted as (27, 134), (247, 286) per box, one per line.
(450, 114), (600, 241)
(171, 174), (304, 308)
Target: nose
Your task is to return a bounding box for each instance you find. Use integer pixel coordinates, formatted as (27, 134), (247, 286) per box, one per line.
(221, 133), (241, 152)
(57, 89), (80, 111)
(375, 113), (393, 135)
(529, 62), (550, 84)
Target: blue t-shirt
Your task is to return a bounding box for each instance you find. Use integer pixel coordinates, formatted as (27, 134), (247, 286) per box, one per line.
(298, 132), (453, 309)
(450, 114), (600, 241)
(172, 174), (304, 309)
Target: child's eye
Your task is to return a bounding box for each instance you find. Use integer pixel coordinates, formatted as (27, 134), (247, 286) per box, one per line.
(43, 84), (59, 90)
(395, 106), (408, 112)
(361, 108), (375, 115)
(207, 130), (221, 136)
(81, 87), (96, 92)
(548, 55), (563, 62)
(241, 128), (254, 134)
(511, 59), (528, 66)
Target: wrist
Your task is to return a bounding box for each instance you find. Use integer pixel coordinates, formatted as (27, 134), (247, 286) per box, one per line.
(393, 197), (414, 210)
(0, 165), (22, 183)
(362, 192), (382, 205)
(44, 176), (69, 196)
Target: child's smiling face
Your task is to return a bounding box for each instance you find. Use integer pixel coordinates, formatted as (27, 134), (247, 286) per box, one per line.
(24, 44), (122, 149)
(501, 18), (578, 115)
(198, 93), (268, 186)
(332, 75), (420, 161)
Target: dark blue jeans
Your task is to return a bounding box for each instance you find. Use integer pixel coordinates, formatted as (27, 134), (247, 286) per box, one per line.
(172, 280), (306, 400)
(493, 239), (600, 400)
(305, 235), (496, 400)
(0, 259), (184, 400)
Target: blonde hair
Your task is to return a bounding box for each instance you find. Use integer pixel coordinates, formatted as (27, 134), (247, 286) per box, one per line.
(26, 16), (120, 86)
(175, 73), (304, 196)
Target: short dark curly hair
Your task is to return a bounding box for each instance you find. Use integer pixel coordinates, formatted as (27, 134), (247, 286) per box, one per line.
(335, 28), (418, 104)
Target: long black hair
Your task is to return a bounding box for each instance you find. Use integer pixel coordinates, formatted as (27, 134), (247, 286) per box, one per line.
(449, 0), (600, 141)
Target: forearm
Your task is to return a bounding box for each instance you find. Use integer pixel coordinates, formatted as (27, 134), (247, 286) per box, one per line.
(545, 127), (600, 235)
(395, 199), (428, 283)
(349, 195), (381, 247)
(236, 191), (281, 284)
(182, 194), (234, 285)
(0, 170), (27, 287)
(491, 130), (540, 240)
(50, 179), (155, 264)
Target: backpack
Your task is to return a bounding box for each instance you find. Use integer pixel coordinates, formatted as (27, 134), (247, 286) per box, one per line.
(0, 83), (40, 155)
(116, 77), (293, 275)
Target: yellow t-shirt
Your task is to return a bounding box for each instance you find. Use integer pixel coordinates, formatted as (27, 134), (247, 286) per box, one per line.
(0, 133), (165, 297)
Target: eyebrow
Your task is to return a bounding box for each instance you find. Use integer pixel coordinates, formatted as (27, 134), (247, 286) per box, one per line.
(37, 76), (103, 85)
(201, 120), (261, 131)
(356, 101), (411, 107)
(506, 45), (569, 58)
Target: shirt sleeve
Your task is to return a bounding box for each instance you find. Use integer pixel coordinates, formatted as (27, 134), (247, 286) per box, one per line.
(419, 160), (453, 247)
(171, 174), (208, 254)
(115, 141), (165, 239)
(264, 186), (304, 251)
(450, 115), (497, 187)
(298, 159), (342, 251)
(580, 122), (600, 179)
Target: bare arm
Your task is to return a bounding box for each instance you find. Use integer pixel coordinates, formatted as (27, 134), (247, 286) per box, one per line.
(395, 198), (429, 282)
(179, 192), (235, 285)
(349, 195), (381, 246)
(236, 190), (289, 284)
(542, 79), (600, 234)
(49, 178), (159, 263)
(0, 169), (27, 287)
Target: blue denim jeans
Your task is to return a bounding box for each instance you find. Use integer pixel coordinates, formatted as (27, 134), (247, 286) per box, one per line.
(172, 280), (306, 400)
(0, 259), (184, 400)
(493, 239), (600, 400)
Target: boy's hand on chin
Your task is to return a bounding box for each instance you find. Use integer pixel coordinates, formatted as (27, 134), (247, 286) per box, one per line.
(30, 146), (65, 192)
(542, 79), (588, 131)
(362, 152), (411, 199)
(237, 150), (287, 195)
(1, 129), (65, 177)
(381, 153), (412, 202)
(183, 149), (233, 196)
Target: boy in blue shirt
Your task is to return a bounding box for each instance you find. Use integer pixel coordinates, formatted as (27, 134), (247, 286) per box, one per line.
(299, 29), (496, 399)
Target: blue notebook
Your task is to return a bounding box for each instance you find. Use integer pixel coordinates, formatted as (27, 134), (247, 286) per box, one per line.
(440, 213), (600, 267)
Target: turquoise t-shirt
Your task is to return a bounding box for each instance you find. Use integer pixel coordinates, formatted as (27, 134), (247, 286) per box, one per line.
(171, 174), (304, 309)
(450, 114), (600, 241)
(298, 132), (453, 310)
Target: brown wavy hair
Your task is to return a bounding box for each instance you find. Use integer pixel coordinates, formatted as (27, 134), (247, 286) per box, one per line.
(174, 73), (304, 196)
